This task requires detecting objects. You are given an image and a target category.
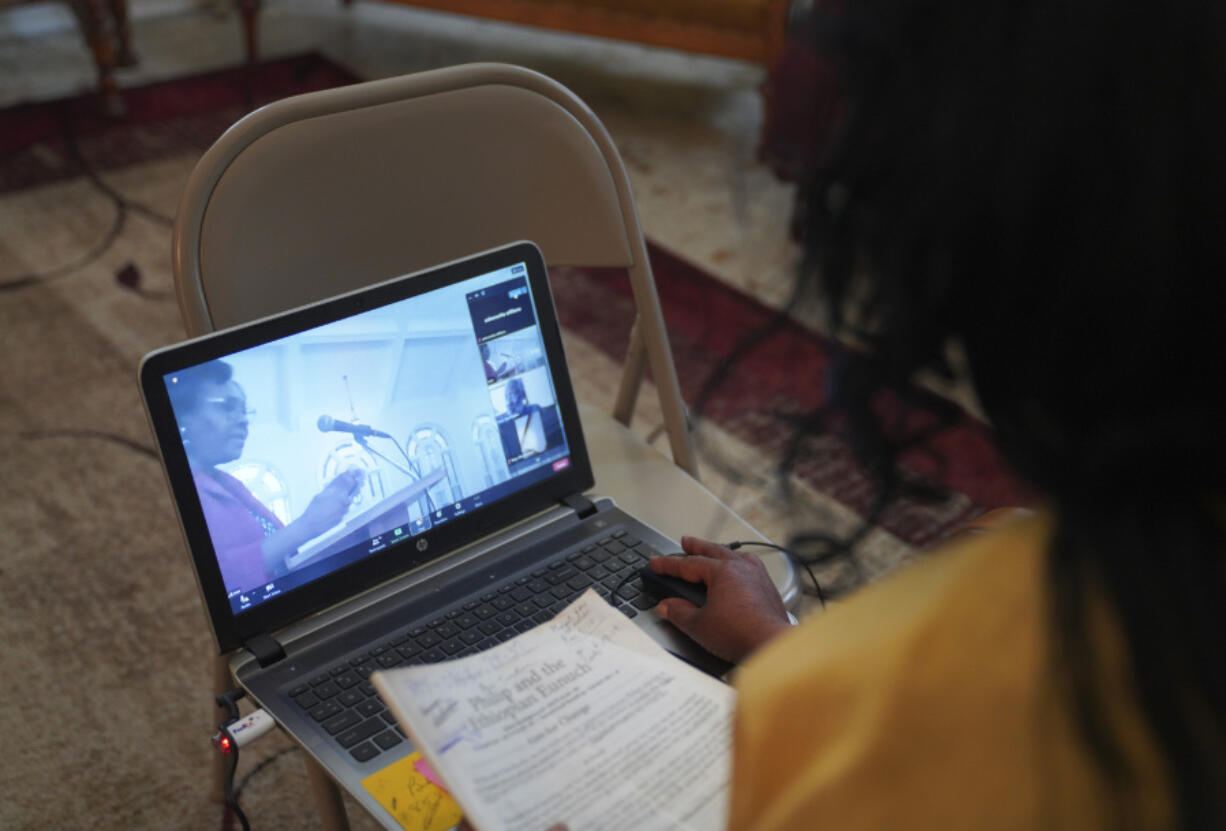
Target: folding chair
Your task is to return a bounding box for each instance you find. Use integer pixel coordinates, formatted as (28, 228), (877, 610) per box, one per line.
(172, 62), (797, 829)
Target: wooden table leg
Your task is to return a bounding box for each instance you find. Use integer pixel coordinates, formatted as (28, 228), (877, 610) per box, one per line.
(237, 0), (260, 67)
(68, 0), (124, 116)
(105, 0), (138, 66)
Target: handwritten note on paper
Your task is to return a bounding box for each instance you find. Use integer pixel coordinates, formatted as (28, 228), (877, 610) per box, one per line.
(373, 590), (735, 831)
(361, 750), (463, 831)
(546, 588), (667, 658)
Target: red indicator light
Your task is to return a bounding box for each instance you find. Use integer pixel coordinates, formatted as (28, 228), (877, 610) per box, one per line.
(220, 735), (232, 754)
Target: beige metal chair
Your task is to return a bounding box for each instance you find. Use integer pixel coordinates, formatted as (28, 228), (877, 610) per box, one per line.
(172, 62), (796, 829)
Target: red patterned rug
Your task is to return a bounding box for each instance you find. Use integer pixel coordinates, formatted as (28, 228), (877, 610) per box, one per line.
(551, 257), (1033, 547)
(1, 53), (1031, 548)
(0, 54), (356, 191)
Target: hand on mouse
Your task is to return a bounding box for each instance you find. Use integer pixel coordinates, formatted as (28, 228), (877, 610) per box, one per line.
(649, 536), (791, 664)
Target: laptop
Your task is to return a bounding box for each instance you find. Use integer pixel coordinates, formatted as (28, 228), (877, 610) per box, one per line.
(139, 241), (729, 826)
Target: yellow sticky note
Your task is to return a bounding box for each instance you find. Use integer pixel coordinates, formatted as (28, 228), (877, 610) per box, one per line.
(361, 750), (463, 831)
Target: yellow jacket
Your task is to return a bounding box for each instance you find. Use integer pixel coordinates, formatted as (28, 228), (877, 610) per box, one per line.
(730, 513), (1171, 830)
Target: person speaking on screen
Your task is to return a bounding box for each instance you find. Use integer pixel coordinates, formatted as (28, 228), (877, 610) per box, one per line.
(170, 360), (363, 594)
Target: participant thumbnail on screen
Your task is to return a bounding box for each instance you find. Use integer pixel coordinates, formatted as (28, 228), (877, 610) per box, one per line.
(488, 367), (564, 472)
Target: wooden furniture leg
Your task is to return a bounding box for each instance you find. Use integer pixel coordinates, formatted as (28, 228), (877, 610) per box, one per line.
(69, 0), (124, 116)
(303, 753), (352, 831)
(105, 0), (138, 66)
(237, 0), (260, 66)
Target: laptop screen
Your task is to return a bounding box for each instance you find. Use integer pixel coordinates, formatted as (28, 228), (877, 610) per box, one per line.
(158, 255), (576, 617)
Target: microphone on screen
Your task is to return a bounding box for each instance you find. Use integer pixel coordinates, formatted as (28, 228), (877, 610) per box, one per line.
(316, 415), (392, 439)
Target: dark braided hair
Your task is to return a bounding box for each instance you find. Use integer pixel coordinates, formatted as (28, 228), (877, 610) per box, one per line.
(792, 0), (1226, 826)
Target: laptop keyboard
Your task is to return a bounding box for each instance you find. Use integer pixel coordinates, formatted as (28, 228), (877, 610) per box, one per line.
(285, 530), (660, 764)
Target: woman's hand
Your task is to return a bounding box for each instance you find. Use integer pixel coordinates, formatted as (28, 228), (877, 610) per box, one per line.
(298, 469), (364, 537)
(260, 469), (364, 575)
(649, 536), (792, 664)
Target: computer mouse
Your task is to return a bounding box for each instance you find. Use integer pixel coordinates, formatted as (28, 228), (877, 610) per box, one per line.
(637, 564), (708, 608)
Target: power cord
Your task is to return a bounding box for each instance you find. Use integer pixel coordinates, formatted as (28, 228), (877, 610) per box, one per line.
(215, 689), (252, 831)
(227, 745), (299, 831)
(609, 569), (642, 613)
(1, 112), (173, 293)
(726, 540), (826, 608)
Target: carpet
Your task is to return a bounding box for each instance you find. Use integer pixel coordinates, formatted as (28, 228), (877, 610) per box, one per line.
(0, 53), (1025, 830)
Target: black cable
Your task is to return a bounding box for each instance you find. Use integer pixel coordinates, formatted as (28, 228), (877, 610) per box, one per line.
(0, 106), (173, 292)
(786, 486), (894, 596)
(345, 434), (440, 517)
(76, 156), (174, 228)
(359, 439), (414, 478)
(60, 104), (174, 228)
(234, 746), (298, 798)
(213, 692), (296, 831)
(215, 689), (251, 831)
(391, 436), (418, 478)
(216, 690), (243, 722)
(223, 742), (251, 831)
(609, 569), (642, 612)
(392, 436), (437, 515)
(0, 199), (126, 291)
(684, 260), (814, 490)
(727, 540), (825, 608)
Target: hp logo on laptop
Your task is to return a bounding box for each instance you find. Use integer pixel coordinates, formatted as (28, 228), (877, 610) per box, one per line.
(416, 539), (428, 552)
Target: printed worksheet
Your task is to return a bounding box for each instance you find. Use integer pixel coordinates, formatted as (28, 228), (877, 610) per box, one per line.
(373, 591), (734, 831)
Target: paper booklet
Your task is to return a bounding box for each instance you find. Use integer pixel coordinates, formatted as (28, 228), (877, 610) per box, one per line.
(372, 589), (735, 831)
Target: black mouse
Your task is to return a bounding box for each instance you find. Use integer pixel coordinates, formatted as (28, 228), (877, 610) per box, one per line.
(638, 564), (708, 607)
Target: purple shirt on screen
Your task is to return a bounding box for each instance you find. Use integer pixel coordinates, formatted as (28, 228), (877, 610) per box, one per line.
(193, 467), (283, 594)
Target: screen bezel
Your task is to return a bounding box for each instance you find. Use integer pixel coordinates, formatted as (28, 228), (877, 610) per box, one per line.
(140, 242), (594, 654)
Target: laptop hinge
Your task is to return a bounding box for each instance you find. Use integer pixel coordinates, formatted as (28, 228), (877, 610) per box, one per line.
(561, 493), (597, 519)
(245, 633), (286, 668)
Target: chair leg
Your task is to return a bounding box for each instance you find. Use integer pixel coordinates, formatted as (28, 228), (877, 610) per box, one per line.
(613, 316), (648, 426)
(303, 753), (351, 831)
(624, 258), (699, 477)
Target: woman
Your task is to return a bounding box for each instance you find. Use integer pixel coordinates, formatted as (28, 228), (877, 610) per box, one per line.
(170, 360), (363, 594)
(647, 0), (1225, 828)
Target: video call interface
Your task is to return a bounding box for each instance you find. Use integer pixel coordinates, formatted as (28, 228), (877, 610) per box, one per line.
(163, 263), (572, 614)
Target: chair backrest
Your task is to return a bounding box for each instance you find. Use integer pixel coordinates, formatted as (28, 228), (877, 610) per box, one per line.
(172, 63), (696, 474)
